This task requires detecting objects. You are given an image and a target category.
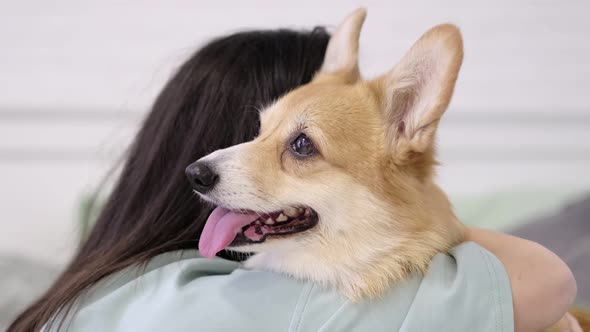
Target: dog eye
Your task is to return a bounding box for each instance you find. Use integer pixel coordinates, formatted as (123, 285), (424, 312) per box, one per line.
(290, 133), (317, 157)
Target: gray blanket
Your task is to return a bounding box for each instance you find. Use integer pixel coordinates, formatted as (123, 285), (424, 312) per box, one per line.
(0, 256), (58, 331)
(511, 195), (590, 306)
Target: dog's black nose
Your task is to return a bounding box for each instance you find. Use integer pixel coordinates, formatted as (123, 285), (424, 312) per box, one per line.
(185, 162), (219, 193)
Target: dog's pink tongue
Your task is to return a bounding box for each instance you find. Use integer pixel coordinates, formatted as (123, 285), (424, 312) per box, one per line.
(199, 207), (258, 258)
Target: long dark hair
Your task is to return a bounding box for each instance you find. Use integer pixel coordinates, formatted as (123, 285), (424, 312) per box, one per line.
(9, 28), (329, 332)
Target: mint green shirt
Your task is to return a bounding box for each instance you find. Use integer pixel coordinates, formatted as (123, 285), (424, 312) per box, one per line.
(57, 242), (513, 332)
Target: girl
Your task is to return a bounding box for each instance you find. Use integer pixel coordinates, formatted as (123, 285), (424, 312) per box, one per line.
(10, 27), (577, 332)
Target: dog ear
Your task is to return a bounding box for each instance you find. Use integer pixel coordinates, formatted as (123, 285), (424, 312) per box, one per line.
(315, 8), (366, 83)
(374, 24), (463, 160)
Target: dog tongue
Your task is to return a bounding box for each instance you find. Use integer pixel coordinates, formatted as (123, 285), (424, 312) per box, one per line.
(199, 207), (258, 258)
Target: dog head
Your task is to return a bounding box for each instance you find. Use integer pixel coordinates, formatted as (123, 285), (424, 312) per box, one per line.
(187, 8), (465, 299)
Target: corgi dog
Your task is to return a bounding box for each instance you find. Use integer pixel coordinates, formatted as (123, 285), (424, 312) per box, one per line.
(186, 8), (466, 301)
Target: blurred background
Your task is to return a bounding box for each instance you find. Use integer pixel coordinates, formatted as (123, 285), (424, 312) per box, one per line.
(1, 0), (589, 328)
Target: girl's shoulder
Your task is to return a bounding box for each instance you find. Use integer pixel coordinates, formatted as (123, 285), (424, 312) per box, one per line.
(298, 242), (514, 332)
(66, 243), (513, 332)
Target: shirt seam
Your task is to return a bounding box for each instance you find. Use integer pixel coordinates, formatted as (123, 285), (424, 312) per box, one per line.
(288, 284), (315, 332)
(398, 274), (422, 326)
(479, 246), (505, 332)
(315, 301), (349, 332)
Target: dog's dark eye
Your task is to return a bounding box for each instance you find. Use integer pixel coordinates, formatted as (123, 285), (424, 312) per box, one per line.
(290, 133), (317, 157)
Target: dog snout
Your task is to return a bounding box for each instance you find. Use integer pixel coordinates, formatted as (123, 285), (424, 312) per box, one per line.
(185, 161), (219, 193)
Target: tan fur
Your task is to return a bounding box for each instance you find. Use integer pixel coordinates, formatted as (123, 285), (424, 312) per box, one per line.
(546, 310), (589, 332)
(198, 8), (467, 301)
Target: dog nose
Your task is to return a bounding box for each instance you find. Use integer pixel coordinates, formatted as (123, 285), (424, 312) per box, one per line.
(185, 161), (219, 193)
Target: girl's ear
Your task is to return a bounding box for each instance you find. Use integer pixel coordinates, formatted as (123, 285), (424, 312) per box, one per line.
(314, 8), (366, 84)
(373, 24), (464, 160)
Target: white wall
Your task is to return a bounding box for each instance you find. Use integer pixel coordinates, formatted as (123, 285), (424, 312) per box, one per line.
(1, 0), (589, 265)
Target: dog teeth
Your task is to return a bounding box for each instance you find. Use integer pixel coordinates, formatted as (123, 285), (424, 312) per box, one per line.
(254, 225), (263, 235)
(304, 209), (311, 217)
(276, 213), (288, 222)
(265, 218), (275, 225)
(284, 207), (299, 217)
